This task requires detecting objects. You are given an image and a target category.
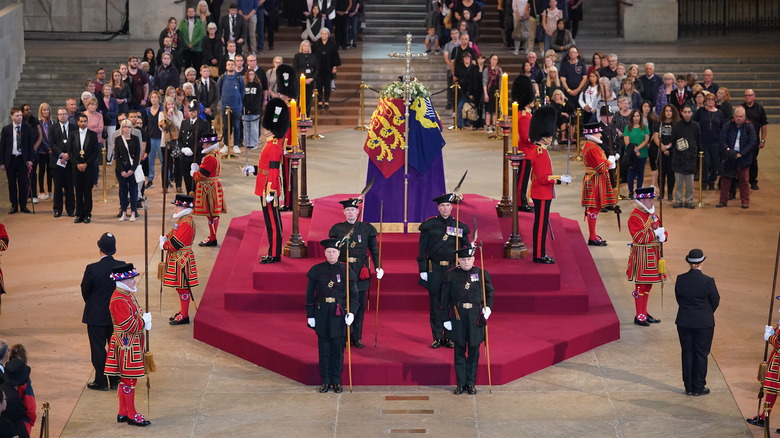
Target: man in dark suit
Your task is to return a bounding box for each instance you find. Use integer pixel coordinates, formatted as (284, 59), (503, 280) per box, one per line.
(81, 233), (124, 391)
(179, 100), (209, 194)
(675, 248), (720, 397)
(0, 339), (8, 382)
(0, 108), (35, 214)
(48, 107), (77, 218)
(219, 4), (248, 54)
(196, 65), (220, 121)
(669, 75), (693, 113)
(68, 113), (99, 224)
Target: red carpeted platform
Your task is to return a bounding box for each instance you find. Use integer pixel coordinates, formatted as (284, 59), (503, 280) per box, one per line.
(193, 195), (620, 386)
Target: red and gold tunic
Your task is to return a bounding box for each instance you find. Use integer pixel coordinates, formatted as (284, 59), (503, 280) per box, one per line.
(763, 330), (780, 393)
(626, 207), (667, 283)
(104, 288), (146, 379)
(193, 153), (226, 216)
(581, 141), (616, 209)
(516, 109), (534, 156)
(530, 145), (556, 200)
(163, 214), (199, 288)
(254, 137), (284, 207)
(0, 223), (7, 295)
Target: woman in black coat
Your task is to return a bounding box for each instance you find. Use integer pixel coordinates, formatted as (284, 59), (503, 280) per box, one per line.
(292, 39), (319, 116)
(114, 120), (142, 222)
(312, 27), (341, 110)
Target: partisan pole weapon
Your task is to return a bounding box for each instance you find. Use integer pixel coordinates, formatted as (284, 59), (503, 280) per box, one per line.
(473, 214), (492, 394)
(373, 201), (384, 347)
(452, 170), (468, 264)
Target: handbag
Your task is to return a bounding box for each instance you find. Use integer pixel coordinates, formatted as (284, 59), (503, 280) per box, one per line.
(169, 139), (182, 158)
(462, 101), (478, 121)
(512, 18), (529, 41)
(134, 163), (145, 184)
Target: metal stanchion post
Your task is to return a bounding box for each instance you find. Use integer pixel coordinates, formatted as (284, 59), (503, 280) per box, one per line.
(42, 400), (50, 438)
(697, 150), (708, 207)
(488, 90), (500, 140)
(222, 107), (238, 159)
(307, 90), (325, 140)
(571, 108), (583, 161)
(98, 147), (114, 203)
(354, 82), (369, 131)
(448, 82), (461, 130)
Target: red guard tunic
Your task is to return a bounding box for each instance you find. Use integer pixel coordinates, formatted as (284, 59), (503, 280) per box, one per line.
(516, 109), (534, 156)
(255, 137), (284, 207)
(626, 207), (667, 283)
(193, 153), (226, 216)
(0, 223), (7, 295)
(763, 330), (780, 393)
(163, 214), (199, 288)
(104, 288), (146, 379)
(581, 141), (616, 209)
(530, 145), (556, 200)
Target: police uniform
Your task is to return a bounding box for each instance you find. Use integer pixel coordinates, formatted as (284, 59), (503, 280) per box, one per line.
(626, 186), (667, 326)
(163, 194), (199, 325)
(249, 98), (289, 264)
(528, 106), (568, 264)
(193, 137), (226, 247)
(306, 239), (358, 393)
(103, 263), (151, 427)
(418, 193), (470, 348)
(580, 122), (617, 246)
(328, 198), (380, 348)
(442, 247), (494, 395)
(512, 75), (537, 212)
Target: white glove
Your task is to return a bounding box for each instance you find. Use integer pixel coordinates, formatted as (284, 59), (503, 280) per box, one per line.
(607, 155), (617, 169)
(142, 312), (152, 330)
(615, 153), (620, 161)
(189, 168), (197, 177)
(159, 235), (168, 250)
(190, 163), (199, 172)
(308, 317), (315, 328)
(266, 194), (274, 203)
(376, 268), (384, 280)
(242, 165), (254, 176)
(181, 147), (194, 157)
(482, 307), (492, 320)
(420, 272), (428, 282)
(345, 313), (354, 326)
(560, 174), (573, 184)
(654, 227), (666, 242)
(443, 321), (452, 331)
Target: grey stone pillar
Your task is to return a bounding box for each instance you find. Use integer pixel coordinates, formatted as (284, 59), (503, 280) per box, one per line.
(0, 3), (24, 125)
(129, 0), (185, 40)
(623, 0), (678, 43)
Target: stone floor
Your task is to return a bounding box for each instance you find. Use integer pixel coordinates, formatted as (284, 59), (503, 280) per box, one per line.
(2, 36), (779, 437)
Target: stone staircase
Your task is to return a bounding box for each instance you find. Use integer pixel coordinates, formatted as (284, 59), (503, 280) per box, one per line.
(363, 0), (427, 44)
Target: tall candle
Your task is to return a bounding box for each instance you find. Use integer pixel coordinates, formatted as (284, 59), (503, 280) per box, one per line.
(511, 102), (518, 150)
(299, 74), (307, 118)
(500, 73), (509, 120)
(290, 99), (299, 148)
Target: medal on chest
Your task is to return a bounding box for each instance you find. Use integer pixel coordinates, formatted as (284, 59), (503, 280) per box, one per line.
(327, 280), (334, 288)
(446, 226), (463, 237)
(350, 241), (356, 248)
(464, 282), (471, 290)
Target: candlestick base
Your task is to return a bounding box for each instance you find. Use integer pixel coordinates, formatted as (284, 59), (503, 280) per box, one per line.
(283, 234), (308, 258)
(496, 199), (513, 217)
(503, 235), (527, 259)
(298, 196), (314, 218)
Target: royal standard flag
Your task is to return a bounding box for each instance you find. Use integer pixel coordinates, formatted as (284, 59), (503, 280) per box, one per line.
(407, 97), (445, 175)
(363, 98), (406, 179)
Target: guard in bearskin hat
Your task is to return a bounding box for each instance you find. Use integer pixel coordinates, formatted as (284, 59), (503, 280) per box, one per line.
(626, 186), (667, 326)
(104, 262), (152, 426)
(580, 121), (618, 246)
(528, 105), (572, 264)
(161, 194), (199, 324)
(328, 198), (384, 348)
(511, 74), (537, 213)
(243, 97), (289, 264)
(192, 134), (226, 247)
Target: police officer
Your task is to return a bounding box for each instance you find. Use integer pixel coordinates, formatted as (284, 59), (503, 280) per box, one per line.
(442, 246), (494, 395)
(328, 198), (384, 348)
(418, 193), (470, 348)
(305, 239), (358, 393)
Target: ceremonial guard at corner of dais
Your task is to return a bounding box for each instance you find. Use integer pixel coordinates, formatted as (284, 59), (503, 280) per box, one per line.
(243, 97), (289, 264)
(418, 193), (470, 349)
(442, 246), (494, 396)
(328, 198), (384, 349)
(528, 106), (572, 264)
(626, 186), (667, 326)
(512, 74), (537, 213)
(580, 121), (617, 246)
(748, 301), (780, 429)
(192, 135), (226, 247)
(161, 194), (199, 325)
(104, 263), (152, 427)
(306, 239), (358, 394)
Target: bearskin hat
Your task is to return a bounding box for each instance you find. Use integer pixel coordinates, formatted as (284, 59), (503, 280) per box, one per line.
(511, 75), (535, 108)
(276, 64), (299, 98)
(528, 105), (558, 143)
(263, 98), (290, 139)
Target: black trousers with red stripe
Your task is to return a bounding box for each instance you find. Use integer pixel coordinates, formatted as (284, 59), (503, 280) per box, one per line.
(532, 198), (551, 259)
(517, 159), (532, 207)
(262, 202), (283, 258)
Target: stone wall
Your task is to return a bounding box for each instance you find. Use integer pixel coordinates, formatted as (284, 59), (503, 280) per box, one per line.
(129, 0), (186, 40)
(623, 0), (679, 42)
(23, 0), (126, 33)
(0, 3), (24, 127)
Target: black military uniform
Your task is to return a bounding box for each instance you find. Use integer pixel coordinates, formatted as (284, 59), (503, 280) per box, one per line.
(178, 99), (209, 194)
(305, 239), (359, 393)
(328, 198), (380, 349)
(418, 193), (470, 348)
(442, 246), (494, 395)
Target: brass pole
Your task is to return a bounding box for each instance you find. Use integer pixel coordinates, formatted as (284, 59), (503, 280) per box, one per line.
(448, 82), (461, 130)
(354, 82), (369, 131)
(98, 147), (114, 203)
(307, 90), (325, 140)
(571, 108), (583, 161)
(697, 150), (705, 208)
(42, 400), (50, 438)
(488, 90), (500, 139)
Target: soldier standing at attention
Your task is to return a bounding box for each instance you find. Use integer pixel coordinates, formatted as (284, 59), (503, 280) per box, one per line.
(306, 239), (358, 393)
(418, 193), (470, 349)
(328, 198), (384, 348)
(161, 194), (199, 325)
(442, 246), (494, 395)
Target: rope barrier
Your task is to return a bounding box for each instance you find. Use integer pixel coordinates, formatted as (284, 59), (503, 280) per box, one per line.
(327, 86), (362, 104)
